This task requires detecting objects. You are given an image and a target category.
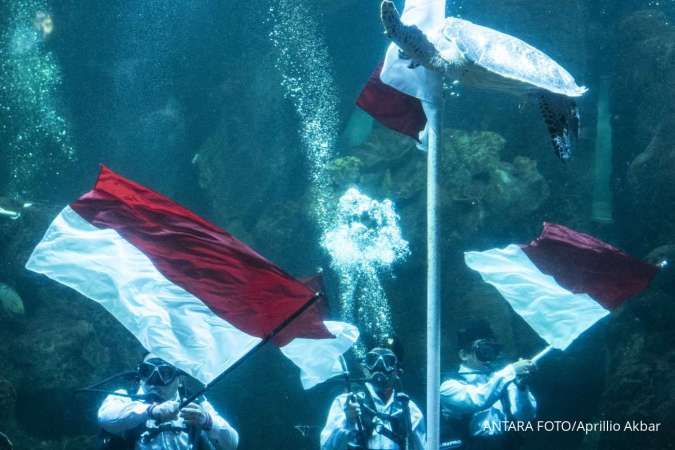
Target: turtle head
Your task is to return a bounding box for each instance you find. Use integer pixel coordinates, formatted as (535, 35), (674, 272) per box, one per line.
(380, 0), (443, 72)
(380, 0), (401, 39)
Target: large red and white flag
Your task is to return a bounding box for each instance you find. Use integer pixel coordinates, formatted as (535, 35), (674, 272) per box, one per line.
(357, 0), (445, 141)
(26, 166), (357, 388)
(465, 223), (658, 350)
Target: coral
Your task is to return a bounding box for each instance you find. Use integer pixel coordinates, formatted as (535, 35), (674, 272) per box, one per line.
(443, 130), (546, 239)
(442, 128), (549, 225)
(334, 126), (549, 251)
(356, 128), (417, 171)
(325, 156), (363, 187)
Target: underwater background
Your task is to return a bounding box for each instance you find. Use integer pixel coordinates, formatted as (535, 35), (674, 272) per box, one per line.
(1, 0), (674, 449)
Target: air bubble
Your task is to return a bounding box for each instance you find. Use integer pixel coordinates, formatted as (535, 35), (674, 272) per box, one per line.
(270, 2), (408, 349)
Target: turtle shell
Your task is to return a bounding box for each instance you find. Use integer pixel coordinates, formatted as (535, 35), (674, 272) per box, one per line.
(442, 17), (587, 97)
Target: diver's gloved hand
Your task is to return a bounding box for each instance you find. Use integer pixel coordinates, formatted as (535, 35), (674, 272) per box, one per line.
(512, 358), (536, 387)
(180, 402), (213, 430)
(148, 400), (180, 422)
(344, 394), (362, 426)
(512, 358), (535, 376)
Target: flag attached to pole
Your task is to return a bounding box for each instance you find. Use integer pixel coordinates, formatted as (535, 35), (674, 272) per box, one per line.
(26, 165), (357, 387)
(356, 0), (445, 141)
(465, 223), (658, 350)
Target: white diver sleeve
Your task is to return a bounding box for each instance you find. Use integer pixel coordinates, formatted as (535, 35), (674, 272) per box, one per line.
(407, 399), (427, 450)
(201, 399), (239, 450)
(320, 394), (357, 450)
(97, 390), (150, 436)
(507, 383), (537, 421)
(440, 365), (517, 414)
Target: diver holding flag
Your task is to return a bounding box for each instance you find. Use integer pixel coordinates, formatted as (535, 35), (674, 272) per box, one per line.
(439, 320), (537, 450)
(97, 354), (238, 450)
(320, 338), (426, 450)
(26, 166), (360, 448)
(450, 223), (660, 448)
(25, 165), (358, 388)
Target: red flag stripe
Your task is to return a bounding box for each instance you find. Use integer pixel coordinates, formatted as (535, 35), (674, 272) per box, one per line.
(356, 63), (426, 140)
(521, 222), (658, 310)
(70, 166), (332, 343)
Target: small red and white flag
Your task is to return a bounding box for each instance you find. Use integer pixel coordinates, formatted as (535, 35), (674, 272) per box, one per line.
(357, 0), (445, 142)
(26, 166), (357, 388)
(465, 223), (658, 350)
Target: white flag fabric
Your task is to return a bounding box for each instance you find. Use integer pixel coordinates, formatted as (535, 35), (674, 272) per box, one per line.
(25, 166), (358, 387)
(464, 223), (658, 350)
(26, 205), (259, 384)
(281, 321), (359, 389)
(465, 244), (610, 350)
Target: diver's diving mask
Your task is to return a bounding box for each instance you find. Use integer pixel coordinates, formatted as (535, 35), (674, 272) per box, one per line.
(138, 359), (178, 386)
(364, 348), (398, 372)
(471, 339), (501, 363)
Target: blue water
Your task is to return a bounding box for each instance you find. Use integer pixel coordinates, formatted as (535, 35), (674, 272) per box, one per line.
(1, 1), (674, 449)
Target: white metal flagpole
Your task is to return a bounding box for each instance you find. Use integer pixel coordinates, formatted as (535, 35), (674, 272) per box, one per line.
(426, 99), (442, 450)
(531, 345), (554, 365)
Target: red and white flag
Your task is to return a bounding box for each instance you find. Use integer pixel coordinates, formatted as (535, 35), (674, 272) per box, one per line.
(465, 223), (658, 350)
(26, 166), (357, 388)
(357, 0), (445, 141)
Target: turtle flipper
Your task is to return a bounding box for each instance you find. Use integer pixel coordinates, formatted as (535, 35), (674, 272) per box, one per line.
(380, 0), (443, 71)
(538, 92), (580, 161)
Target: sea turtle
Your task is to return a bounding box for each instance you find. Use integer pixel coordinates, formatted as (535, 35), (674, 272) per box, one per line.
(380, 0), (588, 160)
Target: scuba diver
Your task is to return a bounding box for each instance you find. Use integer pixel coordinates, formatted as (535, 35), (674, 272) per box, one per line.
(97, 354), (239, 450)
(320, 339), (426, 450)
(440, 319), (537, 450)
